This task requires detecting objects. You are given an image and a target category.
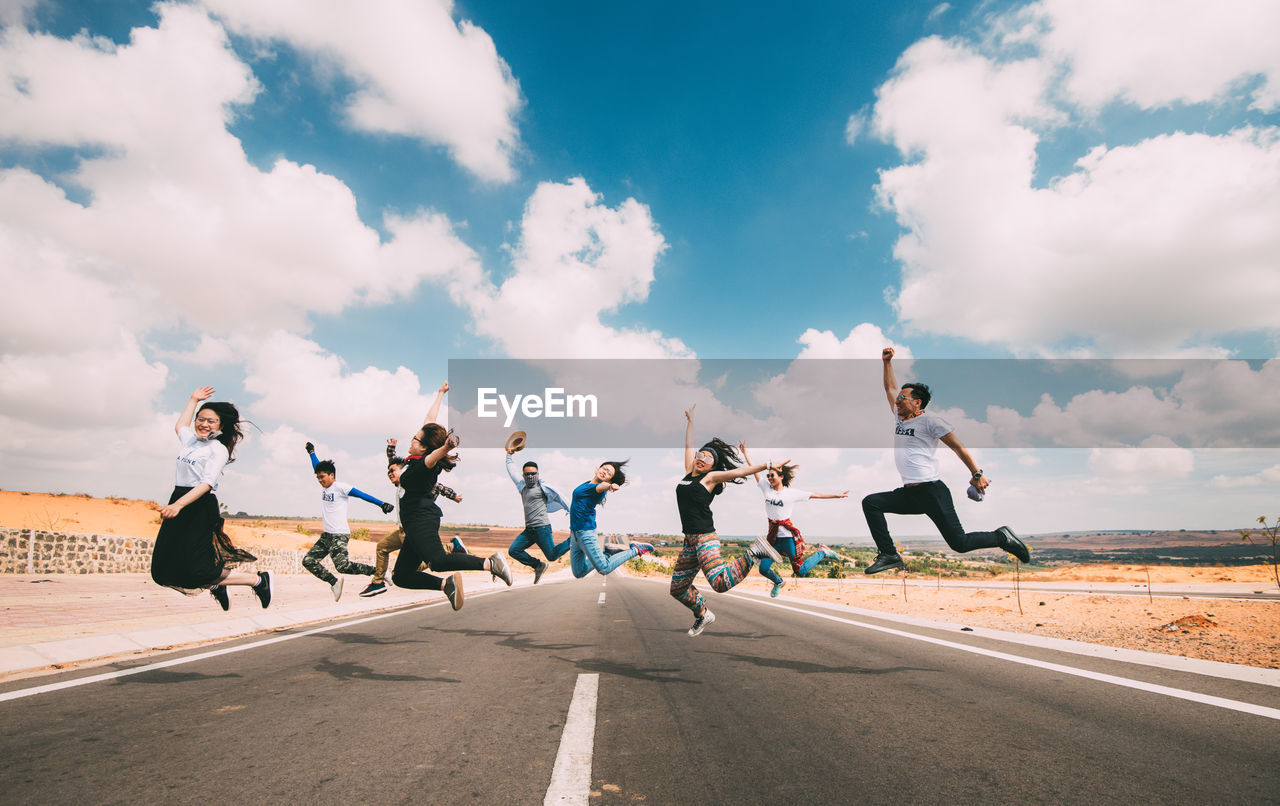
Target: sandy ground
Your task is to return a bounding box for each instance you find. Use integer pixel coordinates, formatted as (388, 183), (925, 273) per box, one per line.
(5, 491), (1278, 669)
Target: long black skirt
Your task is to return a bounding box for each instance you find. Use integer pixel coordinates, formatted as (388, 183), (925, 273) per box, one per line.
(150, 486), (256, 593)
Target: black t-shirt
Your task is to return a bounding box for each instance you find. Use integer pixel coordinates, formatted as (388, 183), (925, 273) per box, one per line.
(675, 472), (719, 535)
(400, 456), (443, 516)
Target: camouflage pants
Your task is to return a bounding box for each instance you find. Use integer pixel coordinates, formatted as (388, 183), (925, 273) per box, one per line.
(302, 532), (375, 585)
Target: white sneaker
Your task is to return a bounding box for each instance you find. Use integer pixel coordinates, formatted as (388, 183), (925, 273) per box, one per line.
(688, 609), (716, 637)
(748, 536), (783, 564)
(331, 577), (344, 602)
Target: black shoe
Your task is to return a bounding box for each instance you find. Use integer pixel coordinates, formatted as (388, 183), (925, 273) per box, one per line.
(210, 585), (229, 611)
(359, 581), (387, 597)
(253, 571), (273, 609)
(996, 526), (1030, 563)
(533, 561), (547, 585)
(864, 553), (904, 575)
(443, 573), (464, 611)
(451, 536), (469, 554)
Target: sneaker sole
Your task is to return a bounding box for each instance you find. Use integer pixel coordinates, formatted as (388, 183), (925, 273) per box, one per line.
(446, 573), (464, 610)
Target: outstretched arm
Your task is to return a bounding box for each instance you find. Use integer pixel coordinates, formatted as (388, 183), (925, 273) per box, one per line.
(386, 438), (402, 466)
(740, 441), (761, 483)
(810, 490), (850, 500)
(306, 441), (319, 470)
(683, 405), (696, 473)
(939, 431), (988, 492)
(703, 462), (770, 488)
(350, 486), (395, 514)
(175, 387), (214, 436)
(882, 348), (899, 412)
(424, 381), (449, 425)
(422, 432), (460, 469)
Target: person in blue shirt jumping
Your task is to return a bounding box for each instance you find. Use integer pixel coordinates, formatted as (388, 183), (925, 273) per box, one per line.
(568, 461), (654, 578)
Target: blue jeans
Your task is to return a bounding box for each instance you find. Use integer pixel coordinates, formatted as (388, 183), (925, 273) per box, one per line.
(508, 524), (570, 568)
(569, 529), (636, 578)
(759, 538), (830, 584)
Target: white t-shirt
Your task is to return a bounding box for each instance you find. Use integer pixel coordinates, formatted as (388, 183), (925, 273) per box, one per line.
(758, 478), (812, 521)
(174, 426), (229, 491)
(893, 411), (953, 483)
(320, 481), (357, 534)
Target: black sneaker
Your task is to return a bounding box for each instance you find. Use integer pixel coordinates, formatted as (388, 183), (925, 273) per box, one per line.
(451, 536), (469, 554)
(210, 585), (230, 611)
(533, 560), (548, 585)
(443, 573), (464, 610)
(864, 553), (904, 575)
(253, 571), (273, 608)
(359, 581), (387, 597)
(996, 526), (1030, 563)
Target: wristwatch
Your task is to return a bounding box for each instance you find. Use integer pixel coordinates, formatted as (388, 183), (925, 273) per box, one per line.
(971, 469), (983, 479)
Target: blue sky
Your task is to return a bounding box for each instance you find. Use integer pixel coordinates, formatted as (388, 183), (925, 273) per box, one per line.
(3, 0), (1279, 540)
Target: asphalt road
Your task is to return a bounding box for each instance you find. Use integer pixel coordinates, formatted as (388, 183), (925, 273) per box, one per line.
(1, 575), (1278, 805)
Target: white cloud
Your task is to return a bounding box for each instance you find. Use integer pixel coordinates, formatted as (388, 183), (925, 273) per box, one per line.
(1210, 463), (1280, 489)
(1011, 0), (1280, 112)
(463, 177), (689, 359)
(1, 4), (479, 339)
(869, 8), (1280, 355)
(1084, 436), (1194, 496)
(795, 323), (908, 359)
(0, 335), (168, 428)
(242, 331), (433, 437)
(202, 0), (524, 182)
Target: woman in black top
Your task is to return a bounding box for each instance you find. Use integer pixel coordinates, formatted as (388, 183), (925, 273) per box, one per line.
(669, 405), (782, 636)
(390, 386), (512, 610)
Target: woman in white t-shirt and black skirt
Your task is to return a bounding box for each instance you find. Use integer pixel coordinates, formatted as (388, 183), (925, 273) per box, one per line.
(149, 386), (272, 610)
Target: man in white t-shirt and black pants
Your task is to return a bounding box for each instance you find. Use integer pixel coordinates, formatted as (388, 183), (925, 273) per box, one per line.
(862, 347), (1029, 575)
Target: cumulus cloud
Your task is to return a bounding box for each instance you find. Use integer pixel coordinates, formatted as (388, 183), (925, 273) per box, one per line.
(867, 3), (1280, 355)
(1210, 463), (1280, 489)
(1, 4), (480, 339)
(201, 0), (524, 182)
(1008, 0), (1280, 112)
(463, 177), (688, 359)
(242, 331), (434, 436)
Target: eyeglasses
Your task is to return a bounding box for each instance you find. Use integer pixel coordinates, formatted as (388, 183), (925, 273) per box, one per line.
(195, 416), (220, 425)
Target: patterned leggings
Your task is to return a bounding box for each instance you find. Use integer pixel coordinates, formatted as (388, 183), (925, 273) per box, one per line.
(669, 532), (754, 617)
(302, 532), (375, 585)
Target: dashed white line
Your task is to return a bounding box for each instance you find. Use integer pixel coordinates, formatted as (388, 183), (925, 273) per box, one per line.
(544, 673), (599, 805)
(598, 592), (607, 604)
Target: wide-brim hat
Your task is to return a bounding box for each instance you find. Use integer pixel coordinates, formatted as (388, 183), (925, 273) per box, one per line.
(505, 430), (528, 453)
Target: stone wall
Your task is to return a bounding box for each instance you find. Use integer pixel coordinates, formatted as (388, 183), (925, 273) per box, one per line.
(0, 528), (374, 575)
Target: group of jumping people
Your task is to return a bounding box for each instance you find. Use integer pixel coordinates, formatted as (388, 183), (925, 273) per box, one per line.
(149, 348), (1030, 637)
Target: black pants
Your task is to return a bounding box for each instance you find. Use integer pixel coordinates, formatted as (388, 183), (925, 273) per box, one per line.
(392, 505), (485, 590)
(862, 480), (1001, 555)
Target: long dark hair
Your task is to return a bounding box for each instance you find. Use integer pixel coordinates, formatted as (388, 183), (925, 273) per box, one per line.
(774, 463), (798, 487)
(198, 402), (245, 463)
(601, 460), (629, 486)
(418, 423), (459, 471)
(697, 438), (743, 495)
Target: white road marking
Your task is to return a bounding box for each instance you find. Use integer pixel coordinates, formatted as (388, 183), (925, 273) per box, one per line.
(544, 673), (599, 805)
(734, 595), (1280, 721)
(0, 590), (508, 703)
(598, 592), (606, 604)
